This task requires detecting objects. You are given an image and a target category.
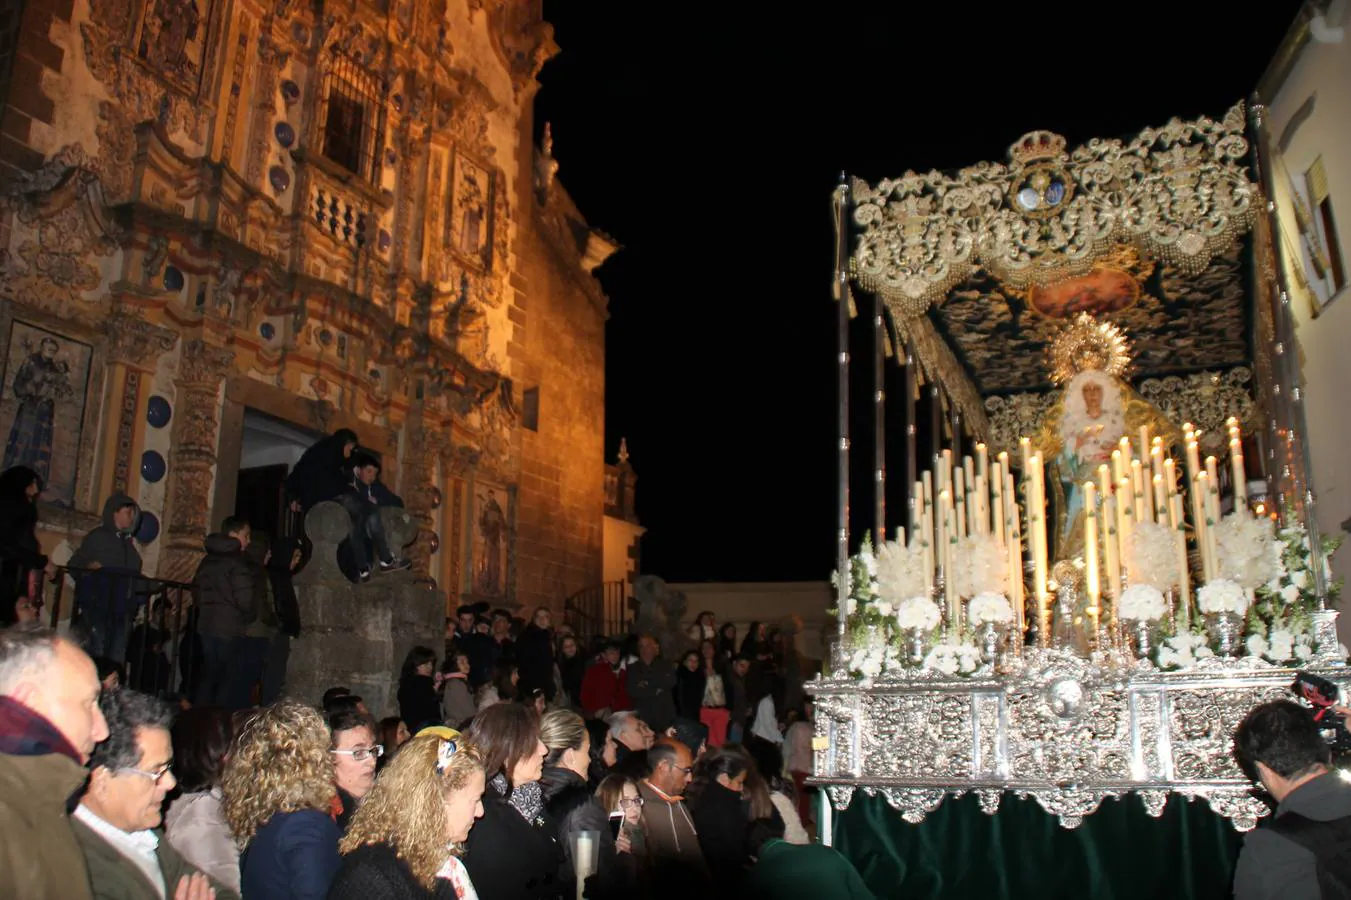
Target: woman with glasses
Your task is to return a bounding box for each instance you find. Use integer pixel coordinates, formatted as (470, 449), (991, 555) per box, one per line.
(222, 701), (341, 900)
(329, 708), (382, 834)
(595, 774), (645, 889)
(329, 729), (487, 899)
(462, 703), (563, 899)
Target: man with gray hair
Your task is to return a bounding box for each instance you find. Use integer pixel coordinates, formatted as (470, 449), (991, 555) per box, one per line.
(73, 687), (229, 899)
(0, 627), (110, 899)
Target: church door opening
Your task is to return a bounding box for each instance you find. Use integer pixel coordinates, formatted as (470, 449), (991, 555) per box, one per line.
(233, 410), (322, 542)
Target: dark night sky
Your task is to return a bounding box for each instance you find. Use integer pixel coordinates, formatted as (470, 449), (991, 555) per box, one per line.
(533, 2), (1304, 584)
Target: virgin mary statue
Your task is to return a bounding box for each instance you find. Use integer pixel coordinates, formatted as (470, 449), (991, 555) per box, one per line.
(1032, 317), (1180, 561)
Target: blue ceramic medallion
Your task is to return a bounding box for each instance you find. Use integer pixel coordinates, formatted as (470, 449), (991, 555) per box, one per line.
(260, 322), (275, 341)
(280, 79), (300, 104)
(163, 266), (184, 292)
(274, 122), (296, 148)
(135, 511), (160, 545)
(269, 165), (290, 193)
(140, 450), (166, 483)
(319, 329), (333, 346)
(146, 395), (172, 428)
(369, 369), (381, 382)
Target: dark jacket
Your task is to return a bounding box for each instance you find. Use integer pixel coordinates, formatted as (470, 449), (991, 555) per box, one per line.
(455, 630), (494, 687)
(463, 776), (566, 900)
(558, 654), (586, 708)
(328, 842), (456, 900)
(674, 667), (707, 721)
(70, 493), (144, 621)
(516, 624), (556, 701)
(239, 808), (341, 900)
(285, 432), (354, 511)
(1234, 771), (1351, 900)
(540, 766), (616, 890)
(0, 466), (45, 626)
(192, 534), (257, 639)
(0, 698), (94, 900)
(397, 674), (442, 734)
(637, 780), (710, 892)
(627, 658), (677, 732)
(266, 537), (301, 637)
(689, 780), (751, 886)
(354, 479), (404, 509)
(72, 815), (238, 900)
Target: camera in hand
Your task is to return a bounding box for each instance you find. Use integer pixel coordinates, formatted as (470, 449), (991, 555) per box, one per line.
(1292, 671), (1351, 754)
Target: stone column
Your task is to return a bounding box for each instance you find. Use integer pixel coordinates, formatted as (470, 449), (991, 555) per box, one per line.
(400, 422), (436, 579)
(100, 314), (179, 498)
(157, 339), (235, 583)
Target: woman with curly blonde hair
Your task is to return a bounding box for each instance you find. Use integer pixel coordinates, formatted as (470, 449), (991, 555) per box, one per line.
(329, 728), (487, 899)
(221, 701), (341, 899)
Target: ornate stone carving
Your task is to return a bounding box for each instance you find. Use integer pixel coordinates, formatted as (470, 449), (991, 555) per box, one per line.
(157, 340), (235, 582)
(104, 314), (179, 368)
(851, 104), (1257, 317)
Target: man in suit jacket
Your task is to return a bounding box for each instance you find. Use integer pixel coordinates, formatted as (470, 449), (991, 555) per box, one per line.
(73, 687), (237, 900)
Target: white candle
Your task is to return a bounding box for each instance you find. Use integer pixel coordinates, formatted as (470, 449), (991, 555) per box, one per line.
(954, 470), (967, 540)
(1231, 438), (1248, 513)
(991, 460), (1005, 547)
(1153, 474), (1168, 525)
(1009, 495), (1024, 634)
(1173, 493), (1191, 626)
(1102, 494), (1120, 599)
(1084, 481), (1100, 639)
(976, 443), (989, 482)
(1131, 459), (1148, 524)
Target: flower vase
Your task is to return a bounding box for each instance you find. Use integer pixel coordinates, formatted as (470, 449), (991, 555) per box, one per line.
(905, 627), (928, 665)
(1312, 609), (1345, 665)
(1205, 611), (1243, 657)
(1126, 618), (1153, 661)
(976, 621), (1003, 664)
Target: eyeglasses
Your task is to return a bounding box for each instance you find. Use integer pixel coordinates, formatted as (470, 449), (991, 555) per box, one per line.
(332, 745), (384, 762)
(119, 759), (174, 783)
(619, 796), (644, 808)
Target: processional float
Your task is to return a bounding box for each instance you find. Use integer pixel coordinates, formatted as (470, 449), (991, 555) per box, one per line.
(810, 99), (1349, 837)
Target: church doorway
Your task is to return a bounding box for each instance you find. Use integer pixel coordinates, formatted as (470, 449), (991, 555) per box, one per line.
(233, 409), (321, 541)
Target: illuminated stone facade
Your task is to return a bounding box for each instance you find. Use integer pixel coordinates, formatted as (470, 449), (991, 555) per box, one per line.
(0, 0), (611, 612)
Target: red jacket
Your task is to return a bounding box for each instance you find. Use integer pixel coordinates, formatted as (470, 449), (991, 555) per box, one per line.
(580, 659), (632, 717)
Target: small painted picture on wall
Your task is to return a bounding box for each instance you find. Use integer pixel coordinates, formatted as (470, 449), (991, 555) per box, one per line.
(0, 323), (92, 508)
(448, 151), (494, 271)
(471, 482), (509, 598)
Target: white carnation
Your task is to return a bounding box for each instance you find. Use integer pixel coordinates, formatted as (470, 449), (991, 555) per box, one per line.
(949, 534), (1008, 598)
(923, 642), (982, 676)
(895, 595), (941, 631)
(1197, 579), (1250, 616)
(1119, 584), (1167, 622)
(1214, 513), (1279, 589)
(1280, 584), (1301, 604)
(1245, 634), (1269, 659)
(1267, 629), (1295, 662)
(1127, 522), (1180, 590)
(967, 592), (1014, 626)
(874, 601), (894, 618)
(874, 538), (928, 604)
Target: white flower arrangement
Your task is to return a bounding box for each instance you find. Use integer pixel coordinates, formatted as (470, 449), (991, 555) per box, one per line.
(1243, 629), (1314, 664)
(895, 595), (942, 631)
(1213, 513), (1279, 590)
(1126, 521), (1179, 590)
(923, 641), (982, 676)
(875, 537), (929, 604)
(1197, 579), (1250, 617)
(1118, 584), (1167, 622)
(967, 592), (1014, 626)
(1156, 631), (1215, 670)
(949, 534), (1008, 599)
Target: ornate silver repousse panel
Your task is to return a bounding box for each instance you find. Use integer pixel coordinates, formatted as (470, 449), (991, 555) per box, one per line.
(809, 656), (1351, 831)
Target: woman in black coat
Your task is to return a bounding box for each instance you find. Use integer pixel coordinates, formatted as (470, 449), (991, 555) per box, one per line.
(515, 607), (557, 702)
(687, 749), (754, 889)
(462, 703), (565, 899)
(0, 466), (47, 627)
(673, 650), (706, 722)
(398, 646), (443, 734)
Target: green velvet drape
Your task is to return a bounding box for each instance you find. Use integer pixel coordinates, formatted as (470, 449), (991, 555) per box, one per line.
(832, 791), (1247, 900)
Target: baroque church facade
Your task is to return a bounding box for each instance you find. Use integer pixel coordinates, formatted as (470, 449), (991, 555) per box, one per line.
(0, 0), (613, 614)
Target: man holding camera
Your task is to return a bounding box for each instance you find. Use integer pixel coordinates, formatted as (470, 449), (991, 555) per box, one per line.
(1233, 700), (1351, 899)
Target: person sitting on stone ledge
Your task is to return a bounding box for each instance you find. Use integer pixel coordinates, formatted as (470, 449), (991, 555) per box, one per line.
(339, 452), (410, 583)
(285, 429), (358, 515)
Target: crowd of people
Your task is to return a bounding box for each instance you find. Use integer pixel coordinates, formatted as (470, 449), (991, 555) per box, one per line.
(0, 615), (876, 899)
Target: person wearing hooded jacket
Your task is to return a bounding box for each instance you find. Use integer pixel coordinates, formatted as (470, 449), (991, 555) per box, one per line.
(69, 492), (145, 661)
(192, 517), (259, 710)
(284, 428), (358, 513)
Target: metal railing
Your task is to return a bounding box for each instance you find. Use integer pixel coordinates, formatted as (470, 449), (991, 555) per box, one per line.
(18, 565), (200, 701)
(564, 580), (630, 640)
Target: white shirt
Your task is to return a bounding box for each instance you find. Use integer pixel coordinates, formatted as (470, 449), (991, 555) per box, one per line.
(74, 803), (167, 899)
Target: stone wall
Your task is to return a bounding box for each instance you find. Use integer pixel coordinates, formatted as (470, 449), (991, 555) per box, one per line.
(286, 502), (441, 717)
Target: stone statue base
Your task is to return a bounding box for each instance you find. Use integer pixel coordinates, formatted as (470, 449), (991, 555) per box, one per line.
(284, 501), (441, 717)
